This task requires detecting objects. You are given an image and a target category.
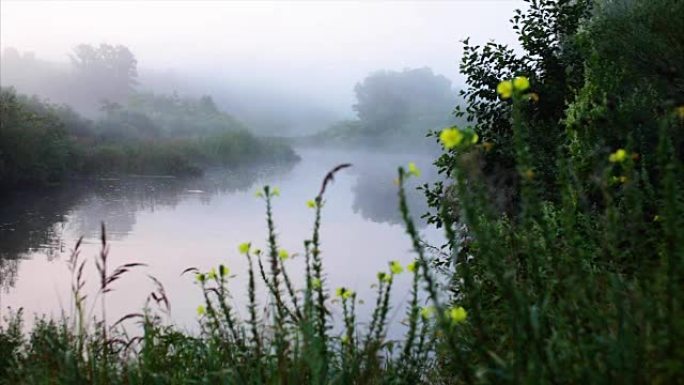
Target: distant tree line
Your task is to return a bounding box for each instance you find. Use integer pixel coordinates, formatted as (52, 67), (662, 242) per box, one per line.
(312, 67), (460, 149)
(2, 44), (138, 117)
(0, 87), (298, 190)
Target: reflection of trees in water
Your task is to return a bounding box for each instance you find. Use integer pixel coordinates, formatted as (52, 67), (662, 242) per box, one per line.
(0, 162), (295, 290)
(350, 159), (435, 227)
(68, 167), (275, 239)
(0, 188), (81, 291)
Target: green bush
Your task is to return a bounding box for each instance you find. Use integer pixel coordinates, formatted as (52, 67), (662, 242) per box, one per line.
(0, 87), (299, 187)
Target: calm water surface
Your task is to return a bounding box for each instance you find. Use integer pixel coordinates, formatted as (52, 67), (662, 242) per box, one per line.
(0, 148), (443, 332)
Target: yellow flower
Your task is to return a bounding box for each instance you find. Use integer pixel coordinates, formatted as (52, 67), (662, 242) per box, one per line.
(676, 105), (684, 120)
(197, 305), (206, 316)
(255, 190), (264, 198)
(482, 141), (494, 152)
(278, 249), (289, 261)
(513, 76), (530, 91)
(446, 306), (467, 324)
(609, 149), (628, 163)
(336, 287), (353, 300)
(420, 306), (435, 319)
(497, 80), (513, 99)
(523, 168), (535, 181)
(377, 271), (390, 283)
(307, 199), (317, 209)
(471, 132), (479, 144)
(195, 273), (206, 283)
(389, 260), (404, 275)
(207, 268), (217, 280)
(407, 260), (418, 273)
(311, 278), (322, 289)
(238, 242), (251, 255)
(341, 334), (349, 344)
(439, 127), (464, 149)
(271, 187), (280, 197)
(407, 162), (421, 177)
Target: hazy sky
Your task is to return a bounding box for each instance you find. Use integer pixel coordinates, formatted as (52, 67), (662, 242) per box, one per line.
(1, 0), (525, 114)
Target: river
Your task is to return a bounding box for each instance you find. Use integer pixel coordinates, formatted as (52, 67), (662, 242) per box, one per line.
(0, 148), (444, 333)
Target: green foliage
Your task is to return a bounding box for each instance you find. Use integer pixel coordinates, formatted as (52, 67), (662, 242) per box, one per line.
(0, 87), (299, 188)
(0, 88), (75, 188)
(430, 0), (593, 212)
(125, 92), (248, 138)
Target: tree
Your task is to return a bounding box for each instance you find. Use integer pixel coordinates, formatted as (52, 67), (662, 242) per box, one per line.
(353, 68), (456, 137)
(70, 43), (138, 109)
(424, 0), (594, 220)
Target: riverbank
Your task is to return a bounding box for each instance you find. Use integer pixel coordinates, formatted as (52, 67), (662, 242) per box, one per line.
(0, 87), (300, 190)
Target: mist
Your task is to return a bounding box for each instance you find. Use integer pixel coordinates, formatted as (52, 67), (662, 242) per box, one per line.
(1, 0), (524, 135)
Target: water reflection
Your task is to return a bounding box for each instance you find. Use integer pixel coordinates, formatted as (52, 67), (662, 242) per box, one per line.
(350, 158), (436, 227)
(0, 149), (442, 334)
(0, 188), (83, 290)
(0, 163), (292, 290)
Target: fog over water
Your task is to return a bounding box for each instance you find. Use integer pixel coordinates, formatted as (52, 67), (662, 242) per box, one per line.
(0, 149), (442, 333)
(1, 1), (524, 330)
(1, 0), (524, 133)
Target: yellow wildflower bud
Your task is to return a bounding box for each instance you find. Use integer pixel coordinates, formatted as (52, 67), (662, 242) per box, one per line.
(271, 187), (280, 197)
(446, 306), (467, 324)
(307, 199), (317, 209)
(377, 271), (389, 282)
(439, 127), (464, 149)
(676, 105), (684, 120)
(609, 149), (628, 163)
(207, 268), (217, 280)
(195, 273), (206, 283)
(407, 260), (418, 273)
(513, 76), (530, 91)
(497, 80), (513, 99)
(471, 132), (479, 144)
(219, 264), (229, 277)
(336, 287), (353, 300)
(238, 242), (251, 255)
(255, 190), (264, 198)
(311, 278), (322, 289)
(483, 142), (494, 152)
(197, 305), (206, 316)
(389, 260), (404, 275)
(523, 168), (535, 181)
(278, 249), (289, 261)
(407, 162), (421, 177)
(420, 306), (435, 319)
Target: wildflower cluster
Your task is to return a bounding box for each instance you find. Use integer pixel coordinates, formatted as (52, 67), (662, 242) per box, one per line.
(439, 126), (479, 150)
(496, 75), (531, 99)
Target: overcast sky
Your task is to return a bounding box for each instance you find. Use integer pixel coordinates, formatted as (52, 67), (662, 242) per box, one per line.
(1, 0), (525, 114)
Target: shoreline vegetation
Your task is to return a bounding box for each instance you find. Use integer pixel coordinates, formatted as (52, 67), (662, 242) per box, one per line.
(1, 0), (683, 383)
(0, 87), (300, 191)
